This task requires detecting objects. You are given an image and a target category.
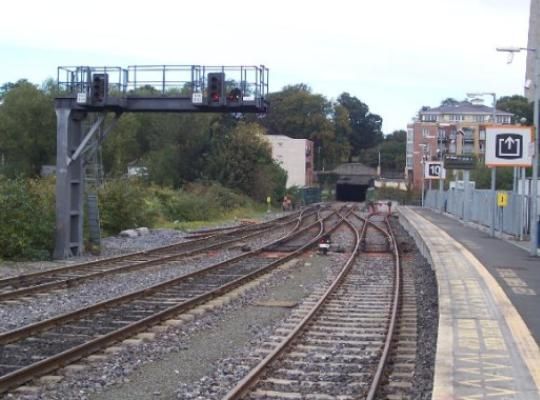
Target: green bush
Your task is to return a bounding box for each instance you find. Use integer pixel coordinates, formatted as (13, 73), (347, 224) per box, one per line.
(98, 178), (157, 234)
(154, 182), (252, 222)
(154, 188), (217, 222)
(0, 177), (55, 259)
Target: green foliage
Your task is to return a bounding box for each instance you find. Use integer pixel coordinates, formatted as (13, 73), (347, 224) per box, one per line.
(0, 80), (56, 177)
(98, 178), (158, 234)
(154, 182), (251, 222)
(470, 163), (515, 190)
(0, 177), (55, 259)
(496, 95), (533, 125)
(98, 179), (259, 234)
(204, 122), (287, 201)
(440, 98), (460, 107)
(360, 130), (406, 174)
(337, 93), (383, 161)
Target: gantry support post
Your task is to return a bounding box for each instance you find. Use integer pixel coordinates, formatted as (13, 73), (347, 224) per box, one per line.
(54, 108), (86, 259)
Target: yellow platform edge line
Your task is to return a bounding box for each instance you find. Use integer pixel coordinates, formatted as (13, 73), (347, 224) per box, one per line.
(401, 207), (540, 395)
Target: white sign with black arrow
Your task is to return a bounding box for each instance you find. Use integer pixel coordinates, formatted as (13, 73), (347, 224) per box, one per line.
(485, 126), (534, 167)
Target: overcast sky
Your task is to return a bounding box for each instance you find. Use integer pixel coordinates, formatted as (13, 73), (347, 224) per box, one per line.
(0, 0), (531, 134)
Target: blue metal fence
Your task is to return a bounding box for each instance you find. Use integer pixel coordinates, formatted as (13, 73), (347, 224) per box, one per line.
(425, 188), (532, 238)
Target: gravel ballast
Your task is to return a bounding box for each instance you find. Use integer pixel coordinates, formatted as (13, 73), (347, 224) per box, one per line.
(0, 211), (439, 400)
(0, 225), (292, 332)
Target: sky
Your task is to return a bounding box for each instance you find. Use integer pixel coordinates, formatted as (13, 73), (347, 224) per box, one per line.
(0, 0), (531, 134)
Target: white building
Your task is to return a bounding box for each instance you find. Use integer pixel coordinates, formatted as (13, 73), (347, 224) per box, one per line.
(265, 135), (315, 188)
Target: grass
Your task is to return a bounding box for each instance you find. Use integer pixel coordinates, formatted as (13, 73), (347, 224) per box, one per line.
(160, 205), (274, 231)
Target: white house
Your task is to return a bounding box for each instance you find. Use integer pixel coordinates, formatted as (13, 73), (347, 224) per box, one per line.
(265, 135), (314, 188)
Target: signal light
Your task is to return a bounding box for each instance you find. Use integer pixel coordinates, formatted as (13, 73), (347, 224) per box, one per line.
(91, 73), (108, 104)
(227, 88), (242, 103)
(207, 73), (224, 105)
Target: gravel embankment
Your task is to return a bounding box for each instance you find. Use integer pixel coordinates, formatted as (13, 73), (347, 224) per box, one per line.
(390, 215), (438, 399)
(0, 225), (292, 333)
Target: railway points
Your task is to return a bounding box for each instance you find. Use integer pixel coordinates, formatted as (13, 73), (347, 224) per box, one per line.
(1, 202), (539, 399)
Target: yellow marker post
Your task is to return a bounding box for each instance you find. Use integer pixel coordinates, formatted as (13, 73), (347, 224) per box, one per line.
(266, 196), (271, 213)
(497, 191), (508, 208)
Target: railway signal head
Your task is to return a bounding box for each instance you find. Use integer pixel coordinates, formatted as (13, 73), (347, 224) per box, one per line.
(91, 73), (108, 104)
(227, 87), (242, 104)
(207, 72), (225, 105)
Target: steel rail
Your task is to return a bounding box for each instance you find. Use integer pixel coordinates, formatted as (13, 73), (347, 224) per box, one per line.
(0, 210), (314, 301)
(365, 213), (402, 400)
(0, 208), (339, 394)
(222, 210), (361, 400)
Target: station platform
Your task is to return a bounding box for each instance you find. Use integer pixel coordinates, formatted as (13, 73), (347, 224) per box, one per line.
(398, 206), (540, 400)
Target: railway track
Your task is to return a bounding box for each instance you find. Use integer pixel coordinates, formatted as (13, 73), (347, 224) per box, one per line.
(222, 211), (402, 400)
(0, 206), (344, 394)
(0, 209), (317, 302)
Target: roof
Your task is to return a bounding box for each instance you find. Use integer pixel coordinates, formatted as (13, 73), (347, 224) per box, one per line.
(336, 175), (373, 185)
(421, 101), (513, 116)
(332, 163), (377, 176)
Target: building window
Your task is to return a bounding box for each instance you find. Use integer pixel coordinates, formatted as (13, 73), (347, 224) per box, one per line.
(406, 156), (413, 168)
(473, 115), (485, 122)
(422, 128), (429, 138)
(449, 114), (464, 121)
(422, 114), (437, 122)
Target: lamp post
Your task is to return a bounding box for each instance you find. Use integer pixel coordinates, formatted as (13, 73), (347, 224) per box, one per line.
(419, 144), (428, 207)
(467, 92), (497, 237)
(496, 46), (539, 256)
(437, 124), (448, 213)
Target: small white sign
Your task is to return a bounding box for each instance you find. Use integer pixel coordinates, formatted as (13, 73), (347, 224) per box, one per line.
(76, 92), (87, 104)
(242, 95), (255, 101)
(424, 161), (446, 180)
(485, 126), (534, 167)
(192, 92), (203, 104)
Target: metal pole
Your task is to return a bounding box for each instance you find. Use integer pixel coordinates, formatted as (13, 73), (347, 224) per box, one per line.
(421, 161), (425, 207)
(490, 93), (497, 237)
(530, 51), (539, 256)
(439, 128), (444, 212)
(464, 170), (470, 221)
(491, 168), (496, 236)
(521, 167), (526, 240)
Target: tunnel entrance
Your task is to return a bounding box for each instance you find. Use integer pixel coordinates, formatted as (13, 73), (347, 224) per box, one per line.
(336, 183), (369, 202)
(317, 163), (377, 203)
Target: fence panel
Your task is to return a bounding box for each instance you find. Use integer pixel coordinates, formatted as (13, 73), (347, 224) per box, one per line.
(424, 189), (534, 239)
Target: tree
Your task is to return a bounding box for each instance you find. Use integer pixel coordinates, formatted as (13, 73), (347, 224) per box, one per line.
(440, 98), (460, 107)
(337, 93), (383, 161)
(496, 95), (533, 125)
(0, 81), (56, 177)
(359, 130), (406, 175)
(203, 122), (286, 201)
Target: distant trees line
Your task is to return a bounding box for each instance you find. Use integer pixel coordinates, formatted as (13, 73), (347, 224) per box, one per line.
(3, 79), (528, 196)
(0, 79), (408, 200)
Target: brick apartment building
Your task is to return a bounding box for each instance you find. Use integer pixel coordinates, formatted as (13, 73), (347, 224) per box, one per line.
(406, 101), (513, 189)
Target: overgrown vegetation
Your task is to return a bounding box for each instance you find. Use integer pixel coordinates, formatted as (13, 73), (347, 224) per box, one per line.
(0, 178), (263, 260)
(0, 177), (55, 259)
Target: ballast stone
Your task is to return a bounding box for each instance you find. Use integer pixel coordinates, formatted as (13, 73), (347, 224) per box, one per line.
(119, 227), (150, 238)
(119, 229), (138, 238)
(136, 227), (150, 236)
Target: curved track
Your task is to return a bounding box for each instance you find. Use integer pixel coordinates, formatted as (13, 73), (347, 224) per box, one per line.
(0, 206), (344, 394)
(0, 210), (317, 301)
(222, 211), (402, 400)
